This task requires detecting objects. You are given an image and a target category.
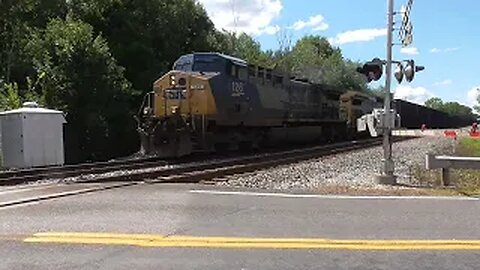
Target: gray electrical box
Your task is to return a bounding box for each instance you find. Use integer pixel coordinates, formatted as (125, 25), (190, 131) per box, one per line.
(0, 102), (67, 169)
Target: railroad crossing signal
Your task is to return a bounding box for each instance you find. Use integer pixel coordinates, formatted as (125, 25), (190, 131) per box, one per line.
(394, 63), (404, 83)
(399, 0), (414, 47)
(356, 58), (384, 82)
(403, 59), (424, 82)
(357, 58), (424, 84)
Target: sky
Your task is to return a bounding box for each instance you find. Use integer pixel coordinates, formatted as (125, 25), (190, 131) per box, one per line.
(197, 0), (480, 109)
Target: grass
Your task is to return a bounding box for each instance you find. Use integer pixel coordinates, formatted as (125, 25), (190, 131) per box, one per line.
(453, 137), (480, 195)
(407, 137), (480, 196)
(437, 137), (480, 196)
(457, 137), (480, 156)
(316, 184), (463, 197)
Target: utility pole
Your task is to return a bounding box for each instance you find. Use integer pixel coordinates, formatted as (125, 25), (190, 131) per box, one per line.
(377, 0), (396, 184)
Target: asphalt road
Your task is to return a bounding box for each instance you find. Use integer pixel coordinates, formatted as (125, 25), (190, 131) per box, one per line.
(0, 183), (479, 269)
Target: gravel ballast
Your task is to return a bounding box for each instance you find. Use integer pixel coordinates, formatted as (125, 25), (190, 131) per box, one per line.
(216, 136), (455, 191)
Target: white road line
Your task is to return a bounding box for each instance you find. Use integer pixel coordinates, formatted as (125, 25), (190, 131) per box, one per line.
(0, 184), (60, 195)
(189, 190), (480, 201)
(0, 183), (136, 209)
(0, 201), (40, 210)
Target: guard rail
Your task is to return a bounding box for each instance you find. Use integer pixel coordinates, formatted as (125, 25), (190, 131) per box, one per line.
(425, 154), (480, 186)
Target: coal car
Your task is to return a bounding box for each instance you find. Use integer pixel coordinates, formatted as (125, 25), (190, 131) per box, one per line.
(393, 99), (473, 128)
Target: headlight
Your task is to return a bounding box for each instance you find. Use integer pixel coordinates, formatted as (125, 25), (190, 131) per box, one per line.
(178, 78), (186, 86)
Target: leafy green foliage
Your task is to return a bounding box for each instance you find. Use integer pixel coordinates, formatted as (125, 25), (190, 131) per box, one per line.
(24, 18), (137, 162)
(0, 0), (68, 84)
(0, 77), (45, 111)
(69, 0), (216, 93)
(424, 97), (443, 110)
(0, 83), (22, 110)
(278, 36), (368, 91)
(425, 97), (474, 117)
(474, 88), (480, 113)
(207, 31), (274, 67)
(211, 34), (368, 92)
(0, 0), (372, 163)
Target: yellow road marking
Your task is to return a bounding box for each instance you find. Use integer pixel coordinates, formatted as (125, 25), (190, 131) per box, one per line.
(22, 232), (480, 250)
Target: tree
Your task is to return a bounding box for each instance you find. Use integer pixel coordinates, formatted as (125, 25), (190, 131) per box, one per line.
(474, 88), (480, 113)
(0, 0), (68, 84)
(69, 0), (217, 93)
(0, 83), (22, 110)
(425, 97), (443, 110)
(281, 36), (367, 91)
(0, 75), (46, 111)
(24, 18), (137, 162)
(442, 102), (473, 117)
(425, 97), (474, 117)
(207, 30), (274, 67)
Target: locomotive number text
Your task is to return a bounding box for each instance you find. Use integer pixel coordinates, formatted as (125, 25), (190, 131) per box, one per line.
(164, 89), (187, 100)
(231, 81), (245, 97)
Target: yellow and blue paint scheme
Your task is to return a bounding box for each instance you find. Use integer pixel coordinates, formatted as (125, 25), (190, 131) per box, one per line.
(136, 52), (363, 157)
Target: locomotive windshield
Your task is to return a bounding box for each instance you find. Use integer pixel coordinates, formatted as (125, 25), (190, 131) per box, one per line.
(173, 54), (226, 73)
(173, 53), (247, 76)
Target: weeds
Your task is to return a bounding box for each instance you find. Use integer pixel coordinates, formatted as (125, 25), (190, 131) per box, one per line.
(456, 137), (480, 156)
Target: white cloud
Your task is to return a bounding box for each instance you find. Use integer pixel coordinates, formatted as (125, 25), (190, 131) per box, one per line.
(262, 25), (281, 35)
(328, 28), (386, 45)
(197, 0), (282, 36)
(466, 86), (480, 108)
(429, 47), (460, 53)
(433, 79), (452, 86)
(289, 14), (329, 31)
(400, 47), (419, 55)
(394, 85), (434, 105)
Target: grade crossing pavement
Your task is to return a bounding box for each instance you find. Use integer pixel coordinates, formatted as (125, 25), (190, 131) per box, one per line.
(0, 183), (479, 269)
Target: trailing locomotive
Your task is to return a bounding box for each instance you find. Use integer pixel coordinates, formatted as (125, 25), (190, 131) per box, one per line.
(136, 52), (367, 157)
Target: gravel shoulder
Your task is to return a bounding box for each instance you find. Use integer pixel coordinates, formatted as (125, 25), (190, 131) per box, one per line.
(216, 136), (458, 195)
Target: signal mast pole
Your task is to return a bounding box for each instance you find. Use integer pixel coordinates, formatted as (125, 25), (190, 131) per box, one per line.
(379, 0), (396, 183)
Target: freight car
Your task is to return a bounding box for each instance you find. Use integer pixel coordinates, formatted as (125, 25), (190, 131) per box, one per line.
(136, 52), (362, 157)
(392, 99), (473, 129)
(343, 93), (474, 130)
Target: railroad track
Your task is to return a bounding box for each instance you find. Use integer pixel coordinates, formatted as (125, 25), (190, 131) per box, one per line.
(65, 137), (413, 184)
(0, 137), (415, 208)
(0, 137), (414, 187)
(0, 156), (168, 186)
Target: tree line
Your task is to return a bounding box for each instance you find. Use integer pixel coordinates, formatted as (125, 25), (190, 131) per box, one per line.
(424, 97), (477, 118)
(0, 0), (374, 163)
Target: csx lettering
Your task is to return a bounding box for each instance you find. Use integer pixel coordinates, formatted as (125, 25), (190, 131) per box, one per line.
(164, 90), (186, 100)
(231, 82), (245, 97)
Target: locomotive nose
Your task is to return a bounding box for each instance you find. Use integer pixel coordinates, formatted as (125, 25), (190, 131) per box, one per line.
(152, 71), (190, 117)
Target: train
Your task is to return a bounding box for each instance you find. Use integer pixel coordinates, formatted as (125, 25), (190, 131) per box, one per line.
(392, 99), (474, 128)
(135, 52), (474, 158)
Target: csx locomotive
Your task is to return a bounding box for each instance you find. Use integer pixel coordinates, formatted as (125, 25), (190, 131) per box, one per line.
(136, 52), (381, 157)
